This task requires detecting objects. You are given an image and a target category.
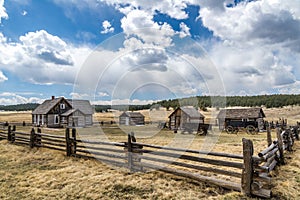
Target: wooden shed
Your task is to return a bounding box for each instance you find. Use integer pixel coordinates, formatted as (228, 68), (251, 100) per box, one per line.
(119, 112), (145, 126)
(217, 107), (266, 130)
(168, 107), (205, 130)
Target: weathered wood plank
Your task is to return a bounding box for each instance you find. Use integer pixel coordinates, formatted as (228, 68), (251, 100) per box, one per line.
(138, 154), (242, 178)
(132, 142), (243, 159)
(135, 161), (242, 191)
(258, 142), (277, 157)
(35, 132), (65, 139)
(76, 148), (127, 160)
(42, 141), (66, 148)
(241, 138), (254, 196)
(136, 149), (244, 169)
(276, 128), (285, 164)
(76, 139), (126, 147)
(76, 144), (124, 153)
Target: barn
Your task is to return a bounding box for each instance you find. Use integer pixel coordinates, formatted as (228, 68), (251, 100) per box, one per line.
(217, 107), (266, 131)
(32, 96), (94, 128)
(168, 107), (205, 130)
(119, 112), (145, 126)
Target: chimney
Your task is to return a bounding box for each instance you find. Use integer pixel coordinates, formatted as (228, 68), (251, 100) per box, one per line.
(52, 96), (55, 100)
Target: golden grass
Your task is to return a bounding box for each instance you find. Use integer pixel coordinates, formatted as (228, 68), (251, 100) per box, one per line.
(0, 140), (246, 200)
(0, 106), (300, 199)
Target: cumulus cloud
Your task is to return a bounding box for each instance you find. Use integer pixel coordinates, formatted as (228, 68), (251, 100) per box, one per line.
(178, 22), (191, 38)
(0, 70), (7, 82)
(101, 20), (115, 34)
(0, 92), (44, 105)
(120, 9), (175, 47)
(0, 0), (8, 23)
(0, 30), (91, 85)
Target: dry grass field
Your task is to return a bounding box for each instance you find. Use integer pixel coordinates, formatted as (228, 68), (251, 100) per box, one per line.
(0, 106), (300, 199)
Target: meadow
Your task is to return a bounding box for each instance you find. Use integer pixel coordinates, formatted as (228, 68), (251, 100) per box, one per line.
(0, 106), (299, 199)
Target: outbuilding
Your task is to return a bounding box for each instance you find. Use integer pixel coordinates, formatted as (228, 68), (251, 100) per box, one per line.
(217, 107), (266, 131)
(168, 107), (205, 130)
(119, 112), (145, 126)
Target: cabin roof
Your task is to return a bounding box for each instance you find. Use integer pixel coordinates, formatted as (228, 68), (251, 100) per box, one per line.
(120, 112), (144, 118)
(61, 109), (84, 117)
(32, 97), (65, 115)
(217, 107), (266, 119)
(66, 99), (94, 115)
(169, 107), (205, 118)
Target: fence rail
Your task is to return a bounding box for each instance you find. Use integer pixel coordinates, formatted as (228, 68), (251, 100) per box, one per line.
(0, 123), (299, 198)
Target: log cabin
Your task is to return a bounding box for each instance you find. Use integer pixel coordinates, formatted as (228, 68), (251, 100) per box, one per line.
(168, 107), (205, 130)
(119, 112), (145, 126)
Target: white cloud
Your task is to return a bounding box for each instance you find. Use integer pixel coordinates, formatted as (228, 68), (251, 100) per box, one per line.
(0, 92), (44, 105)
(101, 20), (115, 34)
(178, 22), (191, 38)
(92, 98), (155, 105)
(0, 0), (8, 23)
(120, 9), (175, 47)
(0, 70), (7, 82)
(21, 10), (27, 16)
(98, 92), (109, 97)
(198, 0), (300, 50)
(0, 30), (92, 85)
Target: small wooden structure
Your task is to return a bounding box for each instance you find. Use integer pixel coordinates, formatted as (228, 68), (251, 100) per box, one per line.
(168, 107), (204, 130)
(217, 107), (265, 131)
(32, 96), (94, 128)
(119, 112), (145, 126)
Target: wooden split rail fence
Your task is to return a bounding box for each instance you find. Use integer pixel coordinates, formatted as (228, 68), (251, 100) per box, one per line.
(0, 123), (299, 198)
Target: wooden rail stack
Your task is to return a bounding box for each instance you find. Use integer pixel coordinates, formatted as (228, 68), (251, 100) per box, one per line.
(0, 123), (298, 198)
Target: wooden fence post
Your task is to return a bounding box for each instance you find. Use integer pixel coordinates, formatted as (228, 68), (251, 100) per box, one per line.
(267, 126), (272, 146)
(296, 127), (300, 140)
(37, 128), (42, 146)
(7, 125), (11, 142)
(65, 128), (71, 156)
(276, 128), (285, 165)
(11, 125), (16, 143)
(127, 133), (133, 172)
(29, 128), (35, 148)
(242, 138), (254, 196)
(71, 128), (77, 155)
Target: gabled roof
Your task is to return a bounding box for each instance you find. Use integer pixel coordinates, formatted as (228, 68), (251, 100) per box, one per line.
(120, 112), (144, 118)
(169, 107), (205, 118)
(217, 107), (265, 119)
(61, 109), (84, 117)
(32, 97), (67, 115)
(66, 99), (94, 115)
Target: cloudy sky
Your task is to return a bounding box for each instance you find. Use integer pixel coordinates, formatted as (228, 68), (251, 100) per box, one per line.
(0, 0), (299, 105)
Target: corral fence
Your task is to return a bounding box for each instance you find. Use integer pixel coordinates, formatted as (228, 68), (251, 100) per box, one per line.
(0, 123), (299, 198)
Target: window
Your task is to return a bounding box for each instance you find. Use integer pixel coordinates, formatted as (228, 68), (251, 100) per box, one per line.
(54, 115), (59, 124)
(60, 103), (65, 109)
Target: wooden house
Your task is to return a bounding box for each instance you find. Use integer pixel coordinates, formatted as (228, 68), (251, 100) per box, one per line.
(32, 96), (94, 128)
(119, 112), (145, 126)
(217, 107), (265, 130)
(168, 107), (205, 130)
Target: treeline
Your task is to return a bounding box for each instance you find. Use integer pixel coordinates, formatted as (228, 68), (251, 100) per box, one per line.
(94, 104), (152, 112)
(1, 94), (299, 112)
(0, 103), (39, 111)
(156, 94), (300, 110)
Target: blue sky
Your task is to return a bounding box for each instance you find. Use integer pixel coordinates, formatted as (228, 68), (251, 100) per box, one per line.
(0, 0), (299, 105)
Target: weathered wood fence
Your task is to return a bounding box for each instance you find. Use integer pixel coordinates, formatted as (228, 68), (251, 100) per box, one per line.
(0, 123), (299, 198)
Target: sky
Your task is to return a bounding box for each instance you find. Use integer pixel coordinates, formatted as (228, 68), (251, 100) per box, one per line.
(0, 0), (299, 105)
